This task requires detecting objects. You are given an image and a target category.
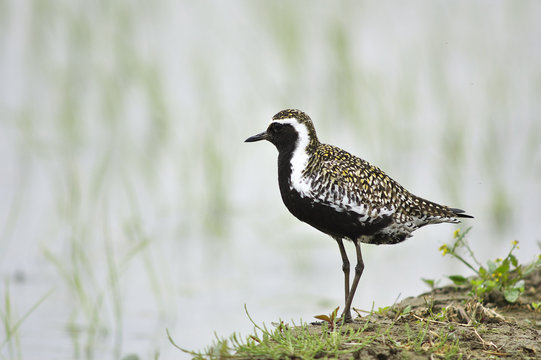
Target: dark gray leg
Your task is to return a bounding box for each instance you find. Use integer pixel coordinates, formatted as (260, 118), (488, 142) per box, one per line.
(342, 240), (364, 323)
(336, 238), (350, 307)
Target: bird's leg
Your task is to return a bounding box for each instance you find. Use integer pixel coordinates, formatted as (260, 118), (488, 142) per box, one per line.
(342, 240), (364, 323)
(336, 238), (350, 307)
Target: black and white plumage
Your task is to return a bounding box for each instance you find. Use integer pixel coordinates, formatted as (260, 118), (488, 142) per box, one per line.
(245, 109), (472, 322)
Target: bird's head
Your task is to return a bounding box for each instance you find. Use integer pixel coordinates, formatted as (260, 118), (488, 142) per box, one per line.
(245, 109), (319, 154)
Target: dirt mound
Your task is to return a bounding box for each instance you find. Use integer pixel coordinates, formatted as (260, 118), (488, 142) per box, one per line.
(310, 268), (541, 359)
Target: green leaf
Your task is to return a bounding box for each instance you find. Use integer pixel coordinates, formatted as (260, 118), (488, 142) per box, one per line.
(497, 259), (510, 274)
(485, 280), (497, 290)
(402, 305), (412, 315)
(524, 260), (541, 275)
(504, 288), (521, 303)
(514, 279), (525, 290)
(509, 254), (518, 267)
(377, 306), (390, 315)
(478, 267), (488, 277)
(422, 278), (435, 288)
(448, 275), (468, 285)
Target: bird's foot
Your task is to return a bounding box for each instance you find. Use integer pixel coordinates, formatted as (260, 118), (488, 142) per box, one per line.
(340, 312), (353, 324)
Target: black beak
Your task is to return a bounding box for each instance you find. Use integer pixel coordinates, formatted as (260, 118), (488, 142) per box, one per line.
(244, 131), (268, 142)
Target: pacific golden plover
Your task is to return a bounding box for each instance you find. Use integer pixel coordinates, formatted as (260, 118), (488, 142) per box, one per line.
(245, 109), (473, 322)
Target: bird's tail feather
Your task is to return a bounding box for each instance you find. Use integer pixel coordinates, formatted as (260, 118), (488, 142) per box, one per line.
(450, 208), (474, 219)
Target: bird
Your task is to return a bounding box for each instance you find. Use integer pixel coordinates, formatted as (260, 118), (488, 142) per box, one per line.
(244, 109), (473, 323)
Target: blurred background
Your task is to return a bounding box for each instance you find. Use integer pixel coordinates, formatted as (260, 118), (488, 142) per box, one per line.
(1, 1), (540, 359)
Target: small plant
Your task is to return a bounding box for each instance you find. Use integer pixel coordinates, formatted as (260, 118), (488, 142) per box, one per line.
(423, 297), (449, 322)
(421, 278), (440, 290)
(314, 306), (340, 331)
(439, 228), (541, 303)
(375, 305), (391, 316)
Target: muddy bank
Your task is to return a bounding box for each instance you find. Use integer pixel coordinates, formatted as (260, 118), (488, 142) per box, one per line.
(307, 268), (541, 359)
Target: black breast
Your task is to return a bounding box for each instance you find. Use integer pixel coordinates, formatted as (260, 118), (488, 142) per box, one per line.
(277, 150), (392, 241)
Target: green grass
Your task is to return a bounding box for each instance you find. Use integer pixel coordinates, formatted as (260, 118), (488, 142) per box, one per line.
(168, 305), (390, 359)
(169, 304), (469, 360)
(0, 281), (53, 360)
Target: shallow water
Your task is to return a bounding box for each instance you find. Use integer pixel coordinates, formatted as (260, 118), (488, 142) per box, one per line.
(1, 1), (541, 359)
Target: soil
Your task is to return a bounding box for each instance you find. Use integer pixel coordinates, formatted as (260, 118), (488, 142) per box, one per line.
(309, 269), (541, 359)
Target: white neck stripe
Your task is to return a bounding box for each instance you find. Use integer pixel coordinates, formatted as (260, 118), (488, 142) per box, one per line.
(273, 118), (312, 195)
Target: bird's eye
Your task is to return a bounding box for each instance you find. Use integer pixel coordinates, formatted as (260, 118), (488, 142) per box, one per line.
(269, 122), (283, 133)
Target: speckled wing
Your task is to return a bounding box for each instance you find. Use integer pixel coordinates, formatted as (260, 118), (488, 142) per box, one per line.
(303, 145), (398, 218)
(302, 144), (460, 240)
